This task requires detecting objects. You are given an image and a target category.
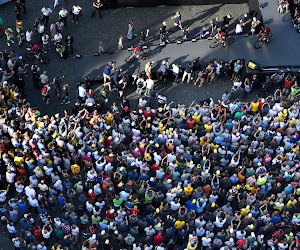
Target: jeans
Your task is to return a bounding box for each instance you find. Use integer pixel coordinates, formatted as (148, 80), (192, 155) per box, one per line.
(73, 14), (79, 22)
(173, 72), (179, 83)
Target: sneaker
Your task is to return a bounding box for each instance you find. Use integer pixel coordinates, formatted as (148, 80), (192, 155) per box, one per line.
(72, 21), (74, 23)
(223, 44), (226, 47)
(194, 82), (196, 85)
(7, 42), (10, 47)
(46, 101), (50, 105)
(66, 101), (70, 104)
(199, 85), (202, 88)
(76, 21), (78, 24)
(11, 40), (15, 44)
(61, 101), (64, 104)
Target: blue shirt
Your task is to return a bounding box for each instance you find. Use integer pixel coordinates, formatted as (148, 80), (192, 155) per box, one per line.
(18, 202), (26, 213)
(186, 200), (196, 211)
(272, 216), (281, 224)
(104, 65), (113, 75)
(20, 219), (31, 231)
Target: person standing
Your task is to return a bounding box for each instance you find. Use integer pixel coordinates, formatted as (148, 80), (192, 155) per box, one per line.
(25, 29), (33, 47)
(72, 3), (82, 24)
(42, 33), (50, 52)
(31, 64), (40, 88)
(0, 16), (3, 37)
(65, 34), (74, 55)
(41, 7), (52, 26)
(118, 36), (123, 50)
(40, 71), (49, 88)
(15, 0), (22, 19)
(127, 21), (136, 40)
(91, 0), (103, 18)
(59, 8), (68, 26)
(37, 21), (45, 44)
(20, 0), (26, 14)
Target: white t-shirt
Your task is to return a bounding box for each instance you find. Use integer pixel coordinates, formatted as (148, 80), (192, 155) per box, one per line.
(42, 230), (51, 239)
(38, 25), (45, 34)
(54, 33), (62, 42)
(59, 9), (68, 17)
(72, 5), (82, 15)
(41, 7), (52, 16)
(26, 30), (33, 42)
(42, 35), (49, 45)
(146, 79), (154, 89)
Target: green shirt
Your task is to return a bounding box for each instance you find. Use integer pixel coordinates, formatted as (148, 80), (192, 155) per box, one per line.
(0, 18), (3, 25)
(145, 192), (154, 203)
(171, 171), (180, 181)
(92, 215), (101, 225)
(54, 228), (63, 239)
(80, 216), (89, 224)
(234, 111), (244, 120)
(113, 198), (123, 206)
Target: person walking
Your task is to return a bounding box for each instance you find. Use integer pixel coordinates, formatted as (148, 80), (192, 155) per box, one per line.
(72, 3), (82, 24)
(91, 0), (103, 18)
(25, 29), (33, 47)
(127, 21), (136, 40)
(41, 7), (52, 26)
(118, 35), (123, 50)
(171, 11), (183, 32)
(5, 28), (15, 47)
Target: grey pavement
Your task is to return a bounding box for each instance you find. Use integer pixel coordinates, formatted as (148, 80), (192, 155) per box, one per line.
(0, 1), (247, 116)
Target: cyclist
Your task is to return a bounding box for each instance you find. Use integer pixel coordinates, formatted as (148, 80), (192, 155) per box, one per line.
(31, 44), (43, 62)
(257, 25), (271, 42)
(214, 24), (229, 46)
(129, 45), (143, 60)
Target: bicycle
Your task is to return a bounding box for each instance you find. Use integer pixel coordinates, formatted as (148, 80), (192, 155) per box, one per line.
(25, 48), (50, 64)
(125, 46), (151, 63)
(209, 36), (234, 49)
(254, 32), (272, 49)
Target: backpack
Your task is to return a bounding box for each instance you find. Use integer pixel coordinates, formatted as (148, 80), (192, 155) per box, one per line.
(41, 86), (48, 95)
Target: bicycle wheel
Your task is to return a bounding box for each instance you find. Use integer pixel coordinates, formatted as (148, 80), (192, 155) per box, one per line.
(226, 37), (234, 45)
(268, 32), (272, 40)
(140, 51), (151, 60)
(282, 12), (292, 22)
(40, 54), (50, 64)
(209, 41), (219, 49)
(254, 40), (263, 49)
(125, 55), (135, 63)
(25, 52), (35, 61)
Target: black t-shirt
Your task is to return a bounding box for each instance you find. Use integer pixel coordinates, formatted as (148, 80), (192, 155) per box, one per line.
(94, 1), (102, 7)
(223, 16), (230, 25)
(213, 20), (221, 29)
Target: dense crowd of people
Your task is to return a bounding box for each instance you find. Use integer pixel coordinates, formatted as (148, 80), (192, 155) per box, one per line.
(1, 0), (300, 250)
(1, 43), (300, 250)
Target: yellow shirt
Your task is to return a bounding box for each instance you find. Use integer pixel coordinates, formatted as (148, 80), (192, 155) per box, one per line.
(192, 114), (201, 123)
(210, 143), (219, 151)
(240, 208), (250, 216)
(174, 220), (185, 229)
(251, 102), (259, 112)
(14, 156), (24, 166)
(286, 199), (297, 208)
(204, 124), (213, 133)
(187, 242), (198, 250)
(71, 164), (80, 174)
(184, 187), (193, 195)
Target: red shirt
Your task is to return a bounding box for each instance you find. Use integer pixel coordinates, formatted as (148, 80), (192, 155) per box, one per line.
(203, 185), (212, 195)
(187, 119), (195, 128)
(34, 229), (42, 241)
(152, 164), (160, 173)
(237, 239), (247, 249)
(88, 192), (96, 201)
(130, 208), (140, 215)
(153, 235), (163, 245)
(106, 211), (116, 220)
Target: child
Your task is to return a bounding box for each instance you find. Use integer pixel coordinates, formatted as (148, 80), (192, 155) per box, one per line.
(118, 36), (123, 50)
(98, 42), (104, 53)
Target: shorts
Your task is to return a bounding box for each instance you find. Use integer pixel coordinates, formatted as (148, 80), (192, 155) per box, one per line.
(103, 73), (110, 80)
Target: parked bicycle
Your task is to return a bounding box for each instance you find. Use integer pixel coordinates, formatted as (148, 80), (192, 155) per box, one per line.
(25, 45), (50, 64)
(125, 45), (151, 63)
(254, 32), (272, 49)
(209, 36), (234, 48)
